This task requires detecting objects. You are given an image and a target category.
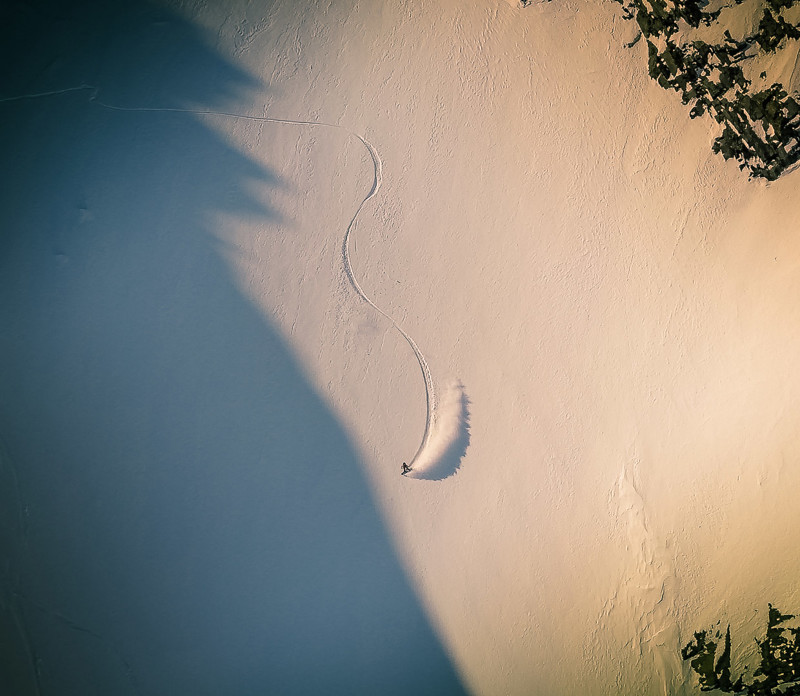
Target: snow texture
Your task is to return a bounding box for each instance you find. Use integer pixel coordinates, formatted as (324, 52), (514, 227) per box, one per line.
(4, 0), (800, 695)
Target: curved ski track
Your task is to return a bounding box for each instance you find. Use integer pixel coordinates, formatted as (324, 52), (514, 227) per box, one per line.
(0, 85), (436, 467)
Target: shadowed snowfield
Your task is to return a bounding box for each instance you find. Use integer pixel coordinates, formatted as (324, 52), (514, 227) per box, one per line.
(2, 0), (800, 694)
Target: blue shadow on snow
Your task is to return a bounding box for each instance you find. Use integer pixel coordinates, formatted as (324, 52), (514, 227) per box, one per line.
(0, 2), (467, 694)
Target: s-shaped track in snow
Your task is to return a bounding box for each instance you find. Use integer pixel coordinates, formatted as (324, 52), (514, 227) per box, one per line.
(0, 85), (436, 468)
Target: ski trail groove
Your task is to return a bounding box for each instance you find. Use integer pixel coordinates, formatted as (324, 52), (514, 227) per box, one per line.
(1, 85), (437, 467)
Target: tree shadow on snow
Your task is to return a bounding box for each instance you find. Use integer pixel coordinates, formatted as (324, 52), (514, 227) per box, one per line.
(0, 2), (467, 695)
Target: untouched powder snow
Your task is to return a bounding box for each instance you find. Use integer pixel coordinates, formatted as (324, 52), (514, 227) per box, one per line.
(3, 0), (800, 695)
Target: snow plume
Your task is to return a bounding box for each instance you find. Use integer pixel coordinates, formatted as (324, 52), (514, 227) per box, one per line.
(408, 381), (470, 481)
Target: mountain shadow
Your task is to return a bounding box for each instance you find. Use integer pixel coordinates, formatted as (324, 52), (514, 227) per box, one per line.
(0, 1), (467, 694)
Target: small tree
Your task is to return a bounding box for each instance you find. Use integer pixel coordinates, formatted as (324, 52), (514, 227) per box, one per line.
(613, 0), (800, 180)
(682, 605), (800, 694)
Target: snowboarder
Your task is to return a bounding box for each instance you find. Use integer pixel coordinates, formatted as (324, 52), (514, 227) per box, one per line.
(401, 462), (412, 475)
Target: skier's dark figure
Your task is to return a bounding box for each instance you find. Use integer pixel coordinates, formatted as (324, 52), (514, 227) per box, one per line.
(401, 462), (412, 475)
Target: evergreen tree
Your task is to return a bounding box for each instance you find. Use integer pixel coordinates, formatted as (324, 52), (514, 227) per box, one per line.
(613, 0), (800, 179)
(682, 605), (800, 694)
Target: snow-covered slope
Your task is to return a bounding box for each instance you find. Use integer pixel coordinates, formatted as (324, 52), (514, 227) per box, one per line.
(3, 0), (800, 694)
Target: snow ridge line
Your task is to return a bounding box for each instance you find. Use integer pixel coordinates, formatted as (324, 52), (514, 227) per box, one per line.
(15, 589), (142, 696)
(1, 85), (435, 467)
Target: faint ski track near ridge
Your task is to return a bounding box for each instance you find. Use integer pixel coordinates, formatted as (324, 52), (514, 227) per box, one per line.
(3, 437), (140, 694)
(0, 440), (42, 696)
(15, 589), (142, 695)
(0, 85), (463, 472)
